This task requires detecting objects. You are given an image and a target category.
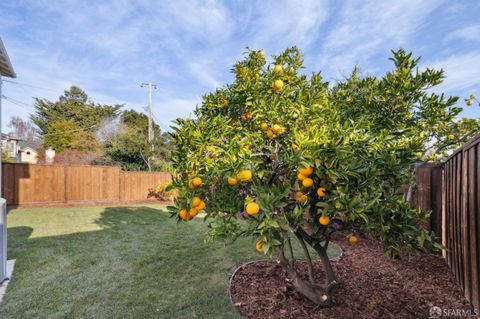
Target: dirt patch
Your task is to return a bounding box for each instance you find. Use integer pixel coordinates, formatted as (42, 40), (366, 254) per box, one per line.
(230, 237), (474, 318)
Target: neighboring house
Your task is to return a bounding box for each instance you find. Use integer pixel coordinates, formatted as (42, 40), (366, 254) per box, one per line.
(1, 134), (41, 163)
(17, 140), (41, 164)
(1, 133), (22, 160)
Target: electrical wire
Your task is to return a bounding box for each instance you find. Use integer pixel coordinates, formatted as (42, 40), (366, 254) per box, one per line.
(1, 95), (34, 112)
(2, 79), (63, 94)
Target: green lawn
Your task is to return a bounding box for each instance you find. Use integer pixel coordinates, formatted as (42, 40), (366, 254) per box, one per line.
(0, 205), (341, 319)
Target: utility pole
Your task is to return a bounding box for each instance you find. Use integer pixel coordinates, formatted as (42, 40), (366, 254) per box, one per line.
(141, 81), (157, 171)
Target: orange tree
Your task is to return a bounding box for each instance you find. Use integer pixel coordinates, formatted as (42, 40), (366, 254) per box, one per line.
(167, 47), (457, 306)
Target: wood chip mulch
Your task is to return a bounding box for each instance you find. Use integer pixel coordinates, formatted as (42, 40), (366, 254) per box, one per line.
(230, 237), (475, 318)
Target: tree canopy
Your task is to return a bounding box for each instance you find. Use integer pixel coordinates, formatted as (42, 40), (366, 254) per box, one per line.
(31, 86), (121, 152)
(103, 109), (172, 171)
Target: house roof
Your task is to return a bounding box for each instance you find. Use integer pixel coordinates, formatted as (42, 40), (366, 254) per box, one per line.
(18, 140), (42, 150)
(1, 133), (23, 141)
(0, 37), (15, 78)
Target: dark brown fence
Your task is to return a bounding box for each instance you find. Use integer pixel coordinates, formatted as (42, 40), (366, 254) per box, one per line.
(1, 163), (171, 206)
(411, 163), (443, 240)
(443, 135), (480, 310)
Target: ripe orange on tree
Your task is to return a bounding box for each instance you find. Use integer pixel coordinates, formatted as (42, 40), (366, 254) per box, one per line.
(179, 209), (188, 221)
(246, 202), (260, 215)
(319, 216), (330, 226)
(273, 79), (284, 92)
(191, 177), (202, 188)
(192, 196), (201, 207)
(299, 166), (313, 176)
(317, 187), (326, 197)
(256, 240), (264, 253)
(227, 177), (238, 185)
(236, 170), (252, 182)
(302, 178), (314, 188)
(296, 191), (308, 203)
(197, 200), (206, 211)
(189, 207), (199, 218)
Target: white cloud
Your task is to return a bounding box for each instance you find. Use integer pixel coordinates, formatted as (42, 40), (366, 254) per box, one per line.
(446, 24), (480, 42)
(319, 0), (442, 78)
(249, 0), (329, 51)
(427, 51), (480, 93)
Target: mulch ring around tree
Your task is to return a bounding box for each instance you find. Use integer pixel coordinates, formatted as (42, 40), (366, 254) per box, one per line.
(230, 237), (475, 319)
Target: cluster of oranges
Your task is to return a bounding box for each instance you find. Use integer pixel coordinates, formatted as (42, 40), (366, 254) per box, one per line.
(227, 169), (253, 185)
(189, 177), (203, 189)
(240, 112), (252, 122)
(179, 195), (207, 221)
(272, 64), (284, 92)
(261, 122), (286, 139)
(226, 169), (260, 216)
(297, 166), (326, 195)
(296, 166), (330, 225)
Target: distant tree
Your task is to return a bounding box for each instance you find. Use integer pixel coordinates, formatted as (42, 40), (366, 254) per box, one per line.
(8, 116), (38, 141)
(103, 109), (171, 171)
(31, 86), (121, 151)
(1, 149), (14, 163)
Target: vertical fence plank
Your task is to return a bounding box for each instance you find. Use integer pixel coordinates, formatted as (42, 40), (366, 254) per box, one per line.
(451, 156), (459, 283)
(457, 154), (465, 289)
(462, 149), (471, 301)
(469, 145), (479, 310)
(431, 166), (443, 240)
(446, 160), (452, 267)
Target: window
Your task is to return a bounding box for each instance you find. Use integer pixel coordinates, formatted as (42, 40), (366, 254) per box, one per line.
(26, 151), (31, 155)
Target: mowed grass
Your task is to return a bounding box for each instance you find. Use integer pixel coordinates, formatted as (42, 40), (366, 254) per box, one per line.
(1, 205), (341, 319)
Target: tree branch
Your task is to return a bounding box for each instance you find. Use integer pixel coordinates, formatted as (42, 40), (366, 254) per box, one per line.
(294, 232), (315, 283)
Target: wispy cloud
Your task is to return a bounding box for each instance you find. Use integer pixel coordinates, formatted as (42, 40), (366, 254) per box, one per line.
(446, 24), (480, 42)
(1, 0), (479, 129)
(319, 0), (443, 79)
(428, 52), (480, 93)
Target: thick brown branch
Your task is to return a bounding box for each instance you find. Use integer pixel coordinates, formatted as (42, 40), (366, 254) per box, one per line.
(294, 232), (315, 283)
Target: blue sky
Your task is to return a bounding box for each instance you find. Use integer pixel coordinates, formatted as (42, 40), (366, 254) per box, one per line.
(1, 0), (479, 132)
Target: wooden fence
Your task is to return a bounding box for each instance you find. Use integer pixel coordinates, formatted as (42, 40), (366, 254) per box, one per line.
(443, 135), (480, 310)
(1, 163), (171, 206)
(414, 135), (480, 310)
(411, 163), (443, 240)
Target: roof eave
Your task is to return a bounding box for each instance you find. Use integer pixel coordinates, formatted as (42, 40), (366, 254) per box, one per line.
(0, 37), (16, 78)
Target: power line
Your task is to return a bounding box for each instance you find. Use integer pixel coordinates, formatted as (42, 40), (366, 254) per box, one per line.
(2, 79), (60, 93)
(1, 95), (34, 112)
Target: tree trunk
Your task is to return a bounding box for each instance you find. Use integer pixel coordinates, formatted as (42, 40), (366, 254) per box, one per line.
(277, 248), (334, 307)
(274, 228), (340, 307)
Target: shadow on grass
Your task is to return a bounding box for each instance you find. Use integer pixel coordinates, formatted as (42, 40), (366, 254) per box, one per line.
(1, 205), (341, 319)
(1, 206), (249, 319)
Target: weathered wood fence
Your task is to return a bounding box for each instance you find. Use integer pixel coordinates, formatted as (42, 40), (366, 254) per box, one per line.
(443, 135), (480, 310)
(1, 163), (171, 206)
(413, 135), (480, 310)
